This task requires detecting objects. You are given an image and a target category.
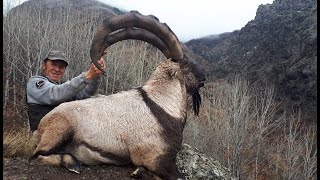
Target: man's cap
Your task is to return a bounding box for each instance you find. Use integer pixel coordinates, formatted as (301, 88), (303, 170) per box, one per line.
(44, 50), (69, 66)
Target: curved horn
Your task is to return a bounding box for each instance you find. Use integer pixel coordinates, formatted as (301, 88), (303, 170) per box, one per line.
(90, 11), (183, 73)
(99, 27), (171, 59)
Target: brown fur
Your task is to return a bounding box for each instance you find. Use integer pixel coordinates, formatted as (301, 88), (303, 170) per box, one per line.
(37, 155), (61, 166)
(32, 112), (73, 158)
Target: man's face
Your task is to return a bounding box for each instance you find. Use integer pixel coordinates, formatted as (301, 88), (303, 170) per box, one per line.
(42, 60), (67, 82)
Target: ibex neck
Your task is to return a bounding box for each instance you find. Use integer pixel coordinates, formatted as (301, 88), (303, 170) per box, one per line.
(141, 79), (188, 122)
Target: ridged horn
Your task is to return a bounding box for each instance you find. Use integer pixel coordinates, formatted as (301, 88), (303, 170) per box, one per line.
(99, 27), (171, 59)
(90, 10), (183, 73)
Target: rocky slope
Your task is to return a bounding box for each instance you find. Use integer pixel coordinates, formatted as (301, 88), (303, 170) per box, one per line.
(186, 0), (317, 121)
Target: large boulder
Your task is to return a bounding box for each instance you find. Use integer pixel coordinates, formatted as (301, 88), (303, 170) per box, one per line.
(177, 144), (236, 180)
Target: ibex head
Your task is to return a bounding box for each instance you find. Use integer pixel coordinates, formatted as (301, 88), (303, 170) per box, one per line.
(90, 10), (205, 115)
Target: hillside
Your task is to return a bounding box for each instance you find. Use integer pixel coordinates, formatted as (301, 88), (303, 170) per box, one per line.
(9, 0), (123, 17)
(186, 0), (317, 121)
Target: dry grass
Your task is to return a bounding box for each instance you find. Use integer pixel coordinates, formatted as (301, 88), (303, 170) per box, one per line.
(183, 77), (317, 179)
(3, 128), (35, 158)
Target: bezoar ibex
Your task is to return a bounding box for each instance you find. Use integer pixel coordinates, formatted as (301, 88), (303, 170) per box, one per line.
(29, 10), (205, 180)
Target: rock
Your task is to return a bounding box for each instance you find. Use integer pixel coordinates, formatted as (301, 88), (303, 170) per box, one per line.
(177, 144), (236, 180)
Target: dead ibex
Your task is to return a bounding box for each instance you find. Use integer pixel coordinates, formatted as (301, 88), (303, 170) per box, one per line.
(30, 11), (205, 180)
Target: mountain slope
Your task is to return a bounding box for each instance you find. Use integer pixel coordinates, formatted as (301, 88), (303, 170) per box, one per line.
(11, 0), (122, 15)
(186, 0), (317, 121)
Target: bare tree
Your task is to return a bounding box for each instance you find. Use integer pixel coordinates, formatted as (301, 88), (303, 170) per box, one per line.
(302, 125), (317, 179)
(3, 2), (163, 127)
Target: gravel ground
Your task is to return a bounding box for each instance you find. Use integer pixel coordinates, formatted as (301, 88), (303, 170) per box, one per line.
(3, 157), (155, 180)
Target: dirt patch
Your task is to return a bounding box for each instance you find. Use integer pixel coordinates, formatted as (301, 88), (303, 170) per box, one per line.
(3, 157), (153, 180)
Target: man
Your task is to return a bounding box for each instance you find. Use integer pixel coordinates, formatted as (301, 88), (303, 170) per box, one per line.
(26, 50), (106, 132)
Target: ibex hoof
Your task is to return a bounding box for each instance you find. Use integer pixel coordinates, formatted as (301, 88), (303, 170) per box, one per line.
(66, 164), (82, 174)
(130, 166), (146, 178)
(61, 154), (82, 174)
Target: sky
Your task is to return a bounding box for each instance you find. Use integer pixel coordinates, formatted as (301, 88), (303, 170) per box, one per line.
(4, 0), (274, 42)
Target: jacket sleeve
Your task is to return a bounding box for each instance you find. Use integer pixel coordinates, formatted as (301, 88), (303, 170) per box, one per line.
(27, 73), (89, 105)
(74, 75), (102, 100)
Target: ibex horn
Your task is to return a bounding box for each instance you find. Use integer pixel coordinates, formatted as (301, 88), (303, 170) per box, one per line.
(90, 10), (183, 74)
(99, 27), (171, 59)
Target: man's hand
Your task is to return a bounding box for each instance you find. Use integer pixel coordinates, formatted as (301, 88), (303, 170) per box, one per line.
(85, 51), (107, 80)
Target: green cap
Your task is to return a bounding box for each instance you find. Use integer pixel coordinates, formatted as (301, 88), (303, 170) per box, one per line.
(44, 50), (69, 66)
